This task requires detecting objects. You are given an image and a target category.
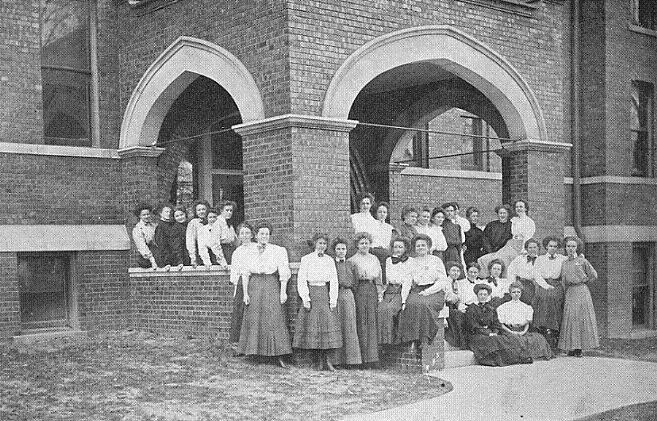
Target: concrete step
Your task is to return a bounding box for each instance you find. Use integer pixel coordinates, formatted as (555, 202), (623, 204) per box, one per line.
(13, 328), (86, 345)
(443, 350), (477, 368)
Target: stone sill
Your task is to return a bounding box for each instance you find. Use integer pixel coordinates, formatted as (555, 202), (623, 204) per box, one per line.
(458, 0), (540, 18)
(563, 176), (657, 185)
(628, 24), (657, 38)
(0, 142), (119, 159)
(401, 167), (502, 181)
(129, 263), (301, 278)
(630, 328), (657, 339)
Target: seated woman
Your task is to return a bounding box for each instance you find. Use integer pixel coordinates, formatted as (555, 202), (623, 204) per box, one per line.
(511, 200), (536, 249)
(484, 259), (511, 308)
(397, 234), (447, 349)
(497, 281), (552, 361)
(506, 238), (553, 306)
(463, 207), (487, 266)
(477, 238), (523, 279)
(132, 203), (158, 270)
(377, 237), (413, 346)
(293, 233), (342, 371)
(444, 261), (468, 349)
(482, 204), (513, 254)
(466, 283), (532, 366)
(395, 206), (419, 244)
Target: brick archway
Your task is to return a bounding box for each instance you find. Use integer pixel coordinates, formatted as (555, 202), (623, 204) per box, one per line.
(119, 36), (264, 149)
(322, 25), (547, 143)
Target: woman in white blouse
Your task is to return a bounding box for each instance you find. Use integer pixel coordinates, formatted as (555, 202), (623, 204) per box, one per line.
(497, 281), (552, 360)
(238, 222), (292, 367)
(370, 201), (395, 272)
(350, 192), (377, 235)
(228, 222), (255, 345)
(293, 233), (342, 371)
(377, 237), (413, 346)
(197, 208), (228, 269)
(510, 200), (535, 248)
(132, 203), (158, 270)
(215, 200), (239, 264)
(348, 232), (383, 367)
(428, 207), (449, 261)
(397, 234), (449, 349)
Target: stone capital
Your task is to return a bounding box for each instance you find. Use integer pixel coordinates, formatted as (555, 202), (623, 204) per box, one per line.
(496, 139), (572, 156)
(232, 114), (358, 137)
(117, 145), (165, 159)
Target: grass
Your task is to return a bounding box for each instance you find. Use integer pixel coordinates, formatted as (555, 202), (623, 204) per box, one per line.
(0, 330), (450, 420)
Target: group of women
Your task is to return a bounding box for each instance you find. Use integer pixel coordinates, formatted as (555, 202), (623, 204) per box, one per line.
(131, 194), (600, 369)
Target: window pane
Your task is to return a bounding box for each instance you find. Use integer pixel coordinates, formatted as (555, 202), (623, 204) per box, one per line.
(212, 174), (244, 224)
(18, 254), (69, 326)
(41, 0), (90, 70)
(212, 131), (243, 170)
(42, 68), (91, 146)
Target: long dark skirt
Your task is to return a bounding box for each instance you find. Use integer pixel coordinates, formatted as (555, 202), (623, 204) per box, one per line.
(532, 278), (565, 331)
(330, 287), (362, 366)
(354, 280), (379, 363)
(370, 247), (389, 283)
(504, 327), (552, 360)
(445, 306), (468, 349)
(559, 284), (599, 350)
(469, 333), (531, 366)
(229, 279), (244, 343)
(444, 246), (461, 267)
(431, 250), (444, 262)
(222, 243), (236, 265)
(136, 242), (157, 268)
(519, 278), (535, 306)
(293, 285), (342, 350)
(377, 284), (402, 345)
(238, 273), (292, 357)
(397, 284), (445, 345)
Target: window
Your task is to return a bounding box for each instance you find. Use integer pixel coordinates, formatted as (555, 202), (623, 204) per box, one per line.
(633, 0), (657, 30)
(631, 81), (654, 177)
(632, 243), (654, 328)
(18, 253), (71, 330)
(461, 116), (490, 172)
(411, 124), (430, 168)
(40, 0), (95, 147)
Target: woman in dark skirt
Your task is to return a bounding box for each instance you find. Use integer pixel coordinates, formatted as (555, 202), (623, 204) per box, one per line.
(228, 222), (255, 345)
(397, 234), (448, 349)
(532, 236), (567, 349)
(463, 207), (487, 266)
(559, 236), (599, 357)
(378, 237), (413, 345)
(293, 233), (342, 371)
(216, 200), (239, 264)
(497, 281), (552, 361)
(444, 261), (468, 349)
(171, 205), (189, 268)
(348, 232), (383, 367)
(238, 222), (292, 367)
(466, 283), (532, 366)
(330, 237), (362, 367)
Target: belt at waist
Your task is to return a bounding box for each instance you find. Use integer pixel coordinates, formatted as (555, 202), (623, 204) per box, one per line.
(517, 277), (534, 283)
(411, 283), (433, 292)
(358, 278), (375, 283)
(339, 285), (353, 290)
(384, 283), (403, 293)
(307, 282), (329, 287)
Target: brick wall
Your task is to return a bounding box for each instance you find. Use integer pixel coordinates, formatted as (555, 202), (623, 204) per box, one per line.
(0, 0), (43, 143)
(0, 253), (19, 338)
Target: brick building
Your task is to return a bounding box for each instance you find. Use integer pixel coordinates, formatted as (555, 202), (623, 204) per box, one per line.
(0, 0), (654, 343)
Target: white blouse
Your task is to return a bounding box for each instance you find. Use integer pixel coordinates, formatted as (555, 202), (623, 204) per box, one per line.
(507, 254), (550, 289)
(426, 224), (448, 252)
(185, 218), (205, 263)
(401, 255), (447, 304)
(371, 220), (394, 249)
(497, 300), (533, 326)
(215, 215), (237, 244)
(132, 220), (156, 259)
(534, 253), (567, 280)
(455, 278), (480, 306)
(455, 215), (471, 242)
(350, 212), (377, 236)
(297, 252), (339, 306)
(511, 215), (536, 247)
(488, 276), (511, 298)
(229, 243), (256, 285)
(385, 256), (414, 286)
(241, 243), (291, 282)
(198, 223), (227, 266)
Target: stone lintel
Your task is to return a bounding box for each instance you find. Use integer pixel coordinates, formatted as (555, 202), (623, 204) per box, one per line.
(232, 114), (358, 137)
(117, 145), (165, 158)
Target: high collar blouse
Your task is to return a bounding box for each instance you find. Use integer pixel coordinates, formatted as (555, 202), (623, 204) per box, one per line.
(229, 242), (256, 285)
(497, 299), (533, 326)
(534, 253), (567, 280)
(511, 215), (536, 247)
(185, 218), (205, 261)
(350, 212), (377, 235)
(385, 256), (414, 286)
(297, 251), (339, 306)
(215, 215), (237, 244)
(455, 277), (482, 306)
(485, 276), (511, 298)
(241, 242), (291, 282)
(371, 220), (394, 249)
(348, 252), (382, 282)
(562, 256), (597, 285)
(132, 220), (156, 259)
(507, 254), (551, 289)
(401, 255), (449, 304)
(455, 215), (471, 242)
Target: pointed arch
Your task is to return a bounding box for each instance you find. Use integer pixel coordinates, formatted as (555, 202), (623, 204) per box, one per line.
(322, 26), (547, 142)
(120, 36), (264, 148)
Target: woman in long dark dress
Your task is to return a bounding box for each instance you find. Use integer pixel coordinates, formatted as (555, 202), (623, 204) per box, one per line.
(238, 222), (292, 367)
(228, 222), (255, 345)
(397, 234), (448, 348)
(293, 233), (342, 371)
(497, 281), (552, 361)
(329, 238), (362, 367)
(378, 237), (413, 345)
(171, 205), (188, 268)
(441, 203), (463, 272)
(463, 207), (486, 265)
(482, 204), (513, 253)
(348, 232), (383, 367)
(466, 283), (532, 366)
(559, 236), (599, 357)
(395, 206), (419, 243)
(153, 203), (175, 271)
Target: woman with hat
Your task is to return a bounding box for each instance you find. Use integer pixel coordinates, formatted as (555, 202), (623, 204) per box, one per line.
(497, 281), (552, 360)
(397, 234), (449, 349)
(293, 233), (342, 371)
(466, 282), (532, 366)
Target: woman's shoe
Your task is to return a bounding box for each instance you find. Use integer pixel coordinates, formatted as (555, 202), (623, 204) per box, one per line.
(278, 357), (288, 368)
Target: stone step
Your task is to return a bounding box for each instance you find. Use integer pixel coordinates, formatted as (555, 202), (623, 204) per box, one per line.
(12, 328), (86, 345)
(443, 350), (477, 369)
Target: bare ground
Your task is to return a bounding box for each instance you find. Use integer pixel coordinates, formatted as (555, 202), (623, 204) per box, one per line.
(0, 330), (450, 421)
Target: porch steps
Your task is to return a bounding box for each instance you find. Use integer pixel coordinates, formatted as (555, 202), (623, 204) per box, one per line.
(443, 340), (476, 369)
(12, 328), (86, 345)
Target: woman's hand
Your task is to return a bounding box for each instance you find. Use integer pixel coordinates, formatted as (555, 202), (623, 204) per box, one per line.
(330, 301), (337, 310)
(280, 290), (288, 304)
(243, 294), (250, 305)
(419, 289), (431, 296)
(303, 300), (311, 311)
(401, 303), (406, 311)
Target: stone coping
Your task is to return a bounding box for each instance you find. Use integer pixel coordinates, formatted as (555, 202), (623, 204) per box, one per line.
(0, 225), (130, 252)
(129, 262), (301, 278)
(0, 142), (120, 159)
(400, 167), (502, 181)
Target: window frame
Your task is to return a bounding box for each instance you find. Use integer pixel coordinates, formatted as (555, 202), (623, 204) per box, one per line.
(632, 0), (657, 31)
(630, 80), (654, 177)
(631, 242), (655, 330)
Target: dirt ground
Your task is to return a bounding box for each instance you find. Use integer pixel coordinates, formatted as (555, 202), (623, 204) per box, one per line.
(0, 331), (450, 420)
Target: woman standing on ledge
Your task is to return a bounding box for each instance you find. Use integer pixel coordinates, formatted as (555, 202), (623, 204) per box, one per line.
(293, 233), (342, 371)
(348, 232), (383, 367)
(238, 222), (292, 367)
(559, 236), (599, 357)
